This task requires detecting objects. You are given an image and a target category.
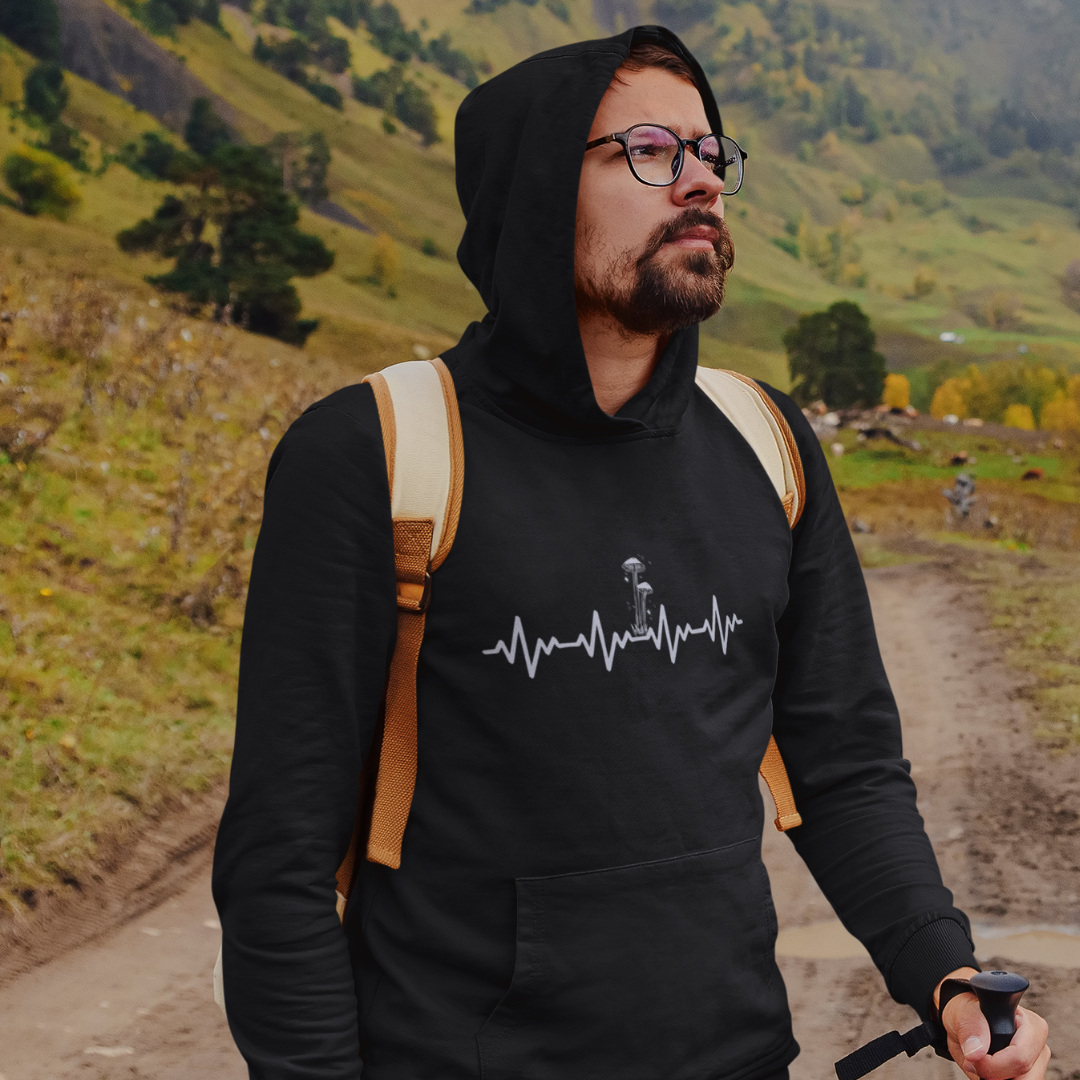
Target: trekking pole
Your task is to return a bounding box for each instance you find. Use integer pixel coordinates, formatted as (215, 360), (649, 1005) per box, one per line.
(834, 970), (1029, 1080)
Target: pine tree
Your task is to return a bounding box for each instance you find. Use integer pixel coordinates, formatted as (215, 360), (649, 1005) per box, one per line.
(117, 141), (334, 344)
(783, 301), (886, 408)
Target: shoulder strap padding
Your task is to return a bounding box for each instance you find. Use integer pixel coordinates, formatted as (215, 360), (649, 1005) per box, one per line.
(364, 357), (463, 568)
(695, 367), (806, 529)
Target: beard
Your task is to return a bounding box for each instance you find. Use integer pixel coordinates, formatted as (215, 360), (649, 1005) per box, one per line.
(576, 207), (735, 336)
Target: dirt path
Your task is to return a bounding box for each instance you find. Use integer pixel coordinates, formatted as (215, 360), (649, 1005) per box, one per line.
(1, 564), (1077, 1080)
(768, 565), (1080, 1080)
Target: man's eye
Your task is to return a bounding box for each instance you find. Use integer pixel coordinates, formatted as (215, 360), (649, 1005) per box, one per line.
(630, 144), (667, 159)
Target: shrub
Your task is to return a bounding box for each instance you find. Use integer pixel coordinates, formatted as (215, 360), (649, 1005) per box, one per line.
(933, 132), (987, 176)
(783, 300), (885, 407)
(3, 146), (81, 219)
(352, 66), (439, 144)
(23, 61), (68, 125)
(929, 363), (1073, 424)
(369, 232), (400, 292)
(309, 81), (344, 109)
(930, 378), (967, 420)
(1040, 395), (1080, 433)
(912, 268), (937, 298)
(882, 373), (910, 410)
(1003, 403), (1035, 430)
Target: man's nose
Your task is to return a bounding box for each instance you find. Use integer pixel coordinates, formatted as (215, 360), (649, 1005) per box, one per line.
(671, 150), (725, 209)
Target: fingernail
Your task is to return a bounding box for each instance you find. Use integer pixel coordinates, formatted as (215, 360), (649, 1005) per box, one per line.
(962, 1036), (984, 1057)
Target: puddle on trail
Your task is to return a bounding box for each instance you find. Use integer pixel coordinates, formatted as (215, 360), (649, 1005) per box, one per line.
(776, 920), (1080, 969)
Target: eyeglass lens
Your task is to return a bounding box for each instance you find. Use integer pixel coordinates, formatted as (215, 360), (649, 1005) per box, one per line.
(625, 126), (742, 194)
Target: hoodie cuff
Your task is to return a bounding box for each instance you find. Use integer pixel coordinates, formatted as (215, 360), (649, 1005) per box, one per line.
(887, 918), (979, 1020)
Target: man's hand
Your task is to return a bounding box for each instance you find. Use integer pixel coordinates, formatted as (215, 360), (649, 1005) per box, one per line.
(936, 968), (1050, 1080)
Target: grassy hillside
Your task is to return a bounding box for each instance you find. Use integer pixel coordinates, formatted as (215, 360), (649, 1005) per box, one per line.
(3, 0), (1080, 913)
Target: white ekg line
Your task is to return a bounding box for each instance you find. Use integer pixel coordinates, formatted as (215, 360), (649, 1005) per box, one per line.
(482, 597), (743, 679)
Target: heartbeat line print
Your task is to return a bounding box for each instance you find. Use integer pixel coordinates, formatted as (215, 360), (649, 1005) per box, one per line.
(482, 595), (744, 679)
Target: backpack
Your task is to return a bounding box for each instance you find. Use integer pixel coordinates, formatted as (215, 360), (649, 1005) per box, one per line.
(334, 358), (806, 915)
(214, 359), (807, 1015)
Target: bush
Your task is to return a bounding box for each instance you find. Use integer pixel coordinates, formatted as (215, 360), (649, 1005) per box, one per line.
(1040, 394), (1080, 433)
(353, 66), (439, 144)
(37, 121), (89, 170)
(369, 232), (400, 292)
(933, 131), (987, 176)
(930, 379), (966, 421)
(929, 363), (1074, 425)
(912, 268), (937, 298)
(783, 301), (885, 407)
(882, 373), (910, 410)
(394, 80), (439, 145)
(23, 62), (68, 125)
(3, 146), (81, 219)
(308, 81), (344, 110)
(1003, 403), (1035, 430)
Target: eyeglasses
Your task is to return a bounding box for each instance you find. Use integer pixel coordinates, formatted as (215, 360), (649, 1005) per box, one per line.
(585, 124), (746, 194)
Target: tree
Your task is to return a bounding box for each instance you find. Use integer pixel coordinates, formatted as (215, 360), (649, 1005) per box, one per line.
(882, 373), (910, 410)
(270, 130), (331, 205)
(116, 144), (334, 344)
(3, 146), (81, 219)
(352, 65), (439, 144)
(185, 97), (232, 157)
(783, 301), (886, 407)
(0, 0), (61, 61)
(23, 62), (68, 125)
(21, 62), (88, 169)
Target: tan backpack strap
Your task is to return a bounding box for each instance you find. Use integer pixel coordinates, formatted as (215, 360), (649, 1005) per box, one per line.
(695, 367), (805, 832)
(760, 735), (802, 831)
(334, 359), (463, 902)
(694, 367), (806, 528)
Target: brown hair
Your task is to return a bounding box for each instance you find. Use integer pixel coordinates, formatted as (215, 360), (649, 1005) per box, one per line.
(614, 42), (698, 86)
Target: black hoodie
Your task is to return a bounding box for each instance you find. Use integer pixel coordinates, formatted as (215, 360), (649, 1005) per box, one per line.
(212, 25), (978, 1080)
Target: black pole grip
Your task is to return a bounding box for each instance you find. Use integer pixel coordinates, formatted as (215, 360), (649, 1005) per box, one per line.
(969, 971), (1029, 1055)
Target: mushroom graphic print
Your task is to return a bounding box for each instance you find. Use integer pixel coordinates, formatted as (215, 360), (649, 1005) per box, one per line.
(481, 556), (743, 679)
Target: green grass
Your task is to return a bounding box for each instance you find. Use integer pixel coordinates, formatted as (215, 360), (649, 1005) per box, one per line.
(0, 257), (418, 912)
(828, 434), (1080, 504)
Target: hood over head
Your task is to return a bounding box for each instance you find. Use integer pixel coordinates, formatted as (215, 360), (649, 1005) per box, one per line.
(441, 26), (727, 438)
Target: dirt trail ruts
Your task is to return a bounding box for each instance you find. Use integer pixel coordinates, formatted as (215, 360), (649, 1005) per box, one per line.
(1, 564), (1077, 1079)
(767, 565), (1080, 1079)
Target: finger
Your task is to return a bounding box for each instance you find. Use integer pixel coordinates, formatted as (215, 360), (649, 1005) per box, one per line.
(1013, 1043), (1051, 1080)
(944, 993), (990, 1069)
(960, 1009), (1050, 1080)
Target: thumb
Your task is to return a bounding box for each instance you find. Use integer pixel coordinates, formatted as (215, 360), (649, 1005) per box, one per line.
(946, 994), (992, 1069)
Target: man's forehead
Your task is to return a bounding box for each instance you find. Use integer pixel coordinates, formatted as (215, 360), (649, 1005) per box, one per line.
(591, 67), (710, 136)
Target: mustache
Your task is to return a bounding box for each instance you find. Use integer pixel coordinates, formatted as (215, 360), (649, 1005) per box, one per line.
(636, 207), (735, 272)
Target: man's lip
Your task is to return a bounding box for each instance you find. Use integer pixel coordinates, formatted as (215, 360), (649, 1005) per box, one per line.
(665, 224), (720, 246)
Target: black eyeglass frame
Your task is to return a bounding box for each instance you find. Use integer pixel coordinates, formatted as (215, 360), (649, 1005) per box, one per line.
(585, 125), (747, 194)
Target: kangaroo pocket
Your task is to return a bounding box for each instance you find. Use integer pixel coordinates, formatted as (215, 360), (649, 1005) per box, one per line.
(476, 839), (791, 1080)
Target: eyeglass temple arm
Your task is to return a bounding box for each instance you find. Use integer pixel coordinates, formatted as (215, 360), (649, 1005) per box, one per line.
(585, 134), (618, 150)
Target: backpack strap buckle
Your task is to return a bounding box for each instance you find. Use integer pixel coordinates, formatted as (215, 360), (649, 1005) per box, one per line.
(397, 572), (432, 612)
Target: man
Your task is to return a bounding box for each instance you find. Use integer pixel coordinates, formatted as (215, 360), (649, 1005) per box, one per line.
(213, 26), (1050, 1080)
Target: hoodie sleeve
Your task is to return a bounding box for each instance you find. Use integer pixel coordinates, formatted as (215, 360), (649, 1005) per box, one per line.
(761, 385), (978, 1021)
(212, 384), (397, 1080)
